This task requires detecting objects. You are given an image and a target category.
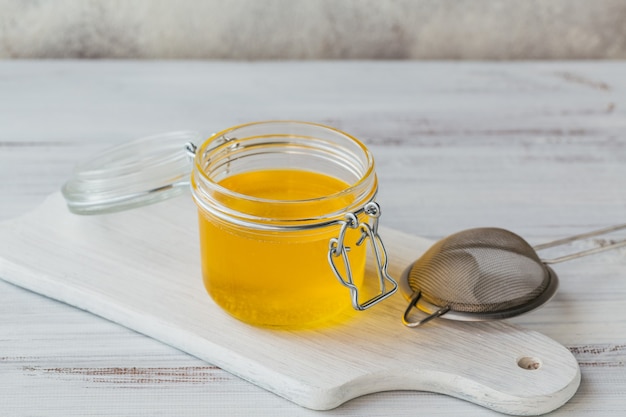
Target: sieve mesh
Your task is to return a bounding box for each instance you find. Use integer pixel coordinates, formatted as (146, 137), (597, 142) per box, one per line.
(407, 228), (551, 313)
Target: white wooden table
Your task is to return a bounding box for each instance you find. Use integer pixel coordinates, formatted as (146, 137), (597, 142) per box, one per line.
(1, 61), (625, 416)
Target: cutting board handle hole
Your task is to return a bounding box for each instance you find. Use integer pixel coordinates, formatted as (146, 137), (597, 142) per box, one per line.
(517, 356), (542, 370)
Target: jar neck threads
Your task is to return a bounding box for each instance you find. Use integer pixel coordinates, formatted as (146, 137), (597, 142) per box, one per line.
(191, 121), (378, 230)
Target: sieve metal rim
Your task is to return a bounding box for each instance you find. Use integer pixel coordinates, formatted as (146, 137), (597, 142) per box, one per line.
(400, 263), (560, 322)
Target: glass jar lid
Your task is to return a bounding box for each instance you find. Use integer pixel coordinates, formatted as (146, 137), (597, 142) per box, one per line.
(62, 131), (202, 214)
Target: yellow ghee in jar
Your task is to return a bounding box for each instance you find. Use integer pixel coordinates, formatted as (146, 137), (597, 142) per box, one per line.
(197, 169), (367, 328)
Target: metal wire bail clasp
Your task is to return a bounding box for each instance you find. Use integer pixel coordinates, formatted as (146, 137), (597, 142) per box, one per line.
(328, 202), (398, 311)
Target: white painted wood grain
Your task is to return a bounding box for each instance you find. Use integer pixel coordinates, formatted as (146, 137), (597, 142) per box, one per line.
(1, 61), (625, 416)
(0, 192), (581, 415)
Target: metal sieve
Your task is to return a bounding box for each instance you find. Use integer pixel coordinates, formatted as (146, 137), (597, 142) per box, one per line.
(401, 224), (626, 327)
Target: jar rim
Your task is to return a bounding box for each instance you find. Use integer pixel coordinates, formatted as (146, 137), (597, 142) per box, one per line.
(194, 120), (375, 205)
(191, 121), (378, 227)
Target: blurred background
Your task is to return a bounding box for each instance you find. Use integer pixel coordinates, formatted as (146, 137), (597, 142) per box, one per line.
(1, 0), (625, 60)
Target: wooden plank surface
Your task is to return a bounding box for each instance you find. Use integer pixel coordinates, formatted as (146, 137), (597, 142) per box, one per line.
(1, 61), (626, 416)
(0, 192), (582, 415)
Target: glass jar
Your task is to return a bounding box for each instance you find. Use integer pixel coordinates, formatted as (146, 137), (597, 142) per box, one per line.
(62, 121), (397, 329)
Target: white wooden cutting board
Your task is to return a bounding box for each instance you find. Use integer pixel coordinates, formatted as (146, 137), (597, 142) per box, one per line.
(0, 192), (580, 415)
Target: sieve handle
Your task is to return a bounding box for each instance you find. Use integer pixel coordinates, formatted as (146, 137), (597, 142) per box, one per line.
(535, 223), (626, 264)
